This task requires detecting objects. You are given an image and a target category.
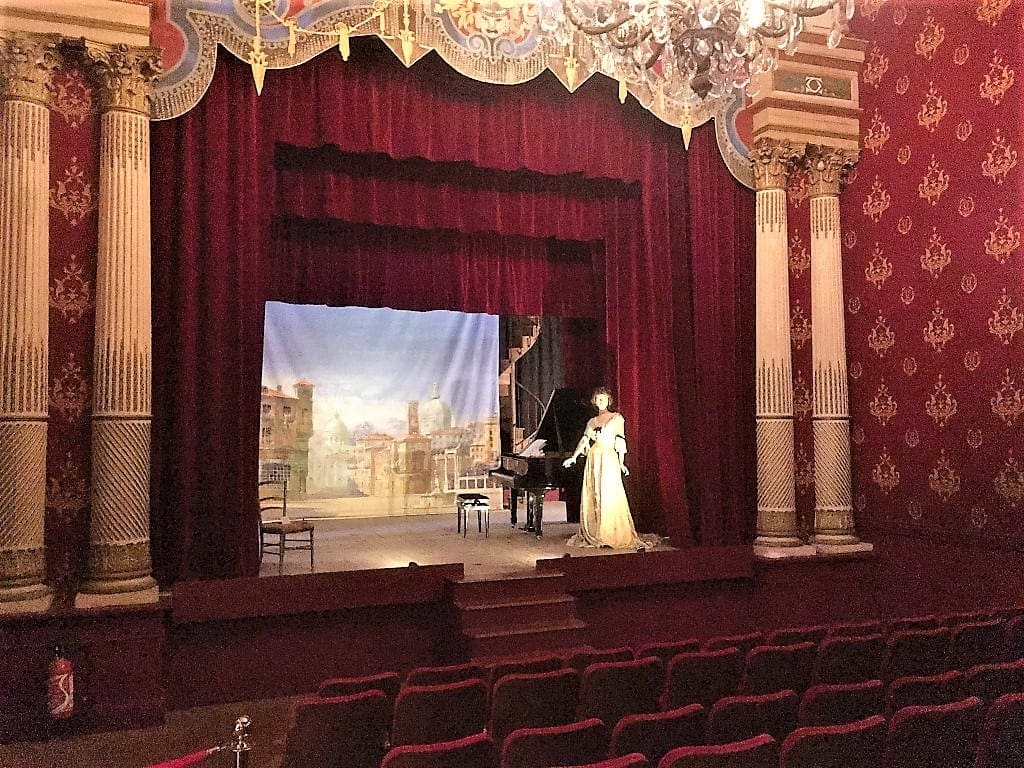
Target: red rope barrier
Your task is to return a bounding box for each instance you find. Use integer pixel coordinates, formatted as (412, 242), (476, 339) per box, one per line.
(145, 747), (221, 768)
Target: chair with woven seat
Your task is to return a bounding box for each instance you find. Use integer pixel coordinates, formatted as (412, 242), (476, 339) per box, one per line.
(382, 732), (499, 768)
(706, 690), (799, 745)
(881, 696), (985, 768)
(391, 678), (489, 747)
(281, 690), (390, 768)
(610, 704), (706, 764)
(577, 657), (664, 728)
(657, 733), (778, 768)
(259, 477), (314, 574)
(490, 668), (581, 744)
(780, 715), (886, 768)
(501, 718), (611, 768)
(663, 648), (745, 710)
(797, 680), (883, 727)
(974, 692), (1024, 768)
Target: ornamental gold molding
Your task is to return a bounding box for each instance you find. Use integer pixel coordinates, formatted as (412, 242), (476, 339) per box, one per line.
(750, 138), (803, 192)
(0, 33), (60, 105)
(75, 41), (161, 116)
(805, 144), (858, 198)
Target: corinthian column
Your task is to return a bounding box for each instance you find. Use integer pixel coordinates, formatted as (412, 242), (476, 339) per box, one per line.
(76, 43), (161, 606)
(805, 145), (862, 547)
(0, 34), (60, 613)
(751, 139), (805, 550)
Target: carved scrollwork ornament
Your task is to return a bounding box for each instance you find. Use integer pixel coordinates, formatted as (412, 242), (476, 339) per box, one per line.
(76, 42), (162, 116)
(805, 145), (859, 198)
(0, 33), (61, 106)
(750, 139), (803, 191)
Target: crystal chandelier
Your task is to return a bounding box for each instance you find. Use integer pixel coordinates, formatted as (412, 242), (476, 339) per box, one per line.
(538, 0), (853, 102)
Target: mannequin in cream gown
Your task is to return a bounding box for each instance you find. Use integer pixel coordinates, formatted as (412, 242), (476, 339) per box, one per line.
(563, 388), (653, 550)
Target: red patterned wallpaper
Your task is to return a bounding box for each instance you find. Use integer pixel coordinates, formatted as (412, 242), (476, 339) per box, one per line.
(791, 0), (1024, 544)
(46, 61), (100, 602)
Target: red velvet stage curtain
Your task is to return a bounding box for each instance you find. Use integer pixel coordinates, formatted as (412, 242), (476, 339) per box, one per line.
(150, 42), (754, 583)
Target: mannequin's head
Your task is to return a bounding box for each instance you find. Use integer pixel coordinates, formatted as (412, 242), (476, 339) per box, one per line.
(591, 386), (614, 411)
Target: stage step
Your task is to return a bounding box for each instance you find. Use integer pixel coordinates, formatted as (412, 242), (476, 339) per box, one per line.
(449, 573), (589, 661)
(450, 573), (569, 606)
(455, 594), (578, 634)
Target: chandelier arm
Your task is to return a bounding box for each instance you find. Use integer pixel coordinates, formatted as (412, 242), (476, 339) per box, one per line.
(562, 1), (645, 37)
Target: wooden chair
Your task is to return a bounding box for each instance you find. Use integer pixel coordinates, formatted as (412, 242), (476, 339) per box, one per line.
(259, 478), (314, 574)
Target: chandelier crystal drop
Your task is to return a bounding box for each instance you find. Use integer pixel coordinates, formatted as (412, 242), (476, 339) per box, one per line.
(538, 0), (853, 101)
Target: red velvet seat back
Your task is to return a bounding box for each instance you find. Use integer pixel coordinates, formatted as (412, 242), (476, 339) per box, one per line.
(948, 619), (1006, 669)
(610, 704), (706, 764)
(381, 732), (499, 768)
(552, 755), (649, 768)
(635, 639), (702, 668)
(742, 642), (816, 695)
(490, 668), (580, 744)
(664, 648), (744, 710)
(490, 655), (566, 691)
(282, 690), (389, 768)
(566, 646), (635, 673)
(317, 670), (401, 712)
(974, 692), (1024, 768)
(881, 696), (984, 768)
(797, 679), (883, 727)
(879, 627), (952, 683)
(780, 715), (885, 768)
(706, 690), (799, 745)
(657, 733), (778, 768)
(391, 678), (488, 747)
(767, 625), (829, 647)
(501, 718), (611, 768)
(963, 657), (1024, 704)
(814, 634), (885, 684)
(884, 670), (964, 718)
(405, 661), (487, 688)
(578, 657), (665, 728)
(702, 632), (764, 657)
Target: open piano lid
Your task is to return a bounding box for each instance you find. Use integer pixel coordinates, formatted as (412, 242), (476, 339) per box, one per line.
(529, 388), (593, 455)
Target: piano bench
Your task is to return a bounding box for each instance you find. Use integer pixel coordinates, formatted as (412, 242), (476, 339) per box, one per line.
(456, 493), (490, 537)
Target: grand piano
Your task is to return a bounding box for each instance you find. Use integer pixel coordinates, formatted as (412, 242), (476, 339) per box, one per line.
(489, 388), (592, 537)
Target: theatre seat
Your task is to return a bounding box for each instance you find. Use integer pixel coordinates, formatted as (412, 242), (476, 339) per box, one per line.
(974, 692), (1024, 768)
(663, 648), (744, 710)
(501, 718), (611, 768)
(281, 690), (389, 768)
(391, 679), (489, 747)
(657, 733), (778, 768)
(610, 704), (706, 764)
(382, 732), (499, 768)
(554, 756), (649, 768)
(578, 657), (664, 727)
(881, 696), (984, 768)
(490, 668), (581, 744)
(706, 690), (799, 745)
(780, 715), (885, 768)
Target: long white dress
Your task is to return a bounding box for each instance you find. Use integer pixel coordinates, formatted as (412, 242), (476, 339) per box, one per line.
(567, 412), (646, 550)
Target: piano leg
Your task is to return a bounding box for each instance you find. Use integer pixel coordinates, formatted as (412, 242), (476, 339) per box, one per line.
(525, 491), (544, 538)
(509, 489), (518, 527)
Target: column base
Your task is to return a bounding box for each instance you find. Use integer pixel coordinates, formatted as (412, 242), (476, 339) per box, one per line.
(75, 576), (158, 608)
(812, 532), (863, 546)
(815, 540), (874, 556)
(753, 533), (805, 548)
(754, 543), (818, 561)
(0, 584), (52, 615)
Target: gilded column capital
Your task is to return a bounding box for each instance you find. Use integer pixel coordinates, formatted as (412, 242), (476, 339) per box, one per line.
(78, 42), (161, 116)
(750, 139), (804, 191)
(0, 33), (61, 106)
(805, 145), (860, 197)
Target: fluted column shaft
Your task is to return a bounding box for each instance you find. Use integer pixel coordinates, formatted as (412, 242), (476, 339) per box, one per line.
(77, 43), (161, 604)
(0, 34), (59, 612)
(752, 140), (803, 548)
(807, 146), (860, 545)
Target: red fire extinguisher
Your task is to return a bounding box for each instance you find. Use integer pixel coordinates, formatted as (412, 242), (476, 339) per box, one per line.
(48, 646), (74, 720)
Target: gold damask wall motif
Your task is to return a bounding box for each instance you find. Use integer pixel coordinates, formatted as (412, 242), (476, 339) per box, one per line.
(979, 52), (1015, 105)
(984, 210), (1021, 264)
(49, 253), (94, 324)
(988, 290), (1023, 345)
(49, 68), (94, 127)
(982, 129), (1018, 184)
(49, 157), (97, 226)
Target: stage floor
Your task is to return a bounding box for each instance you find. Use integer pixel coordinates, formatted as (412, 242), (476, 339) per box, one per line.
(258, 506), (673, 581)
